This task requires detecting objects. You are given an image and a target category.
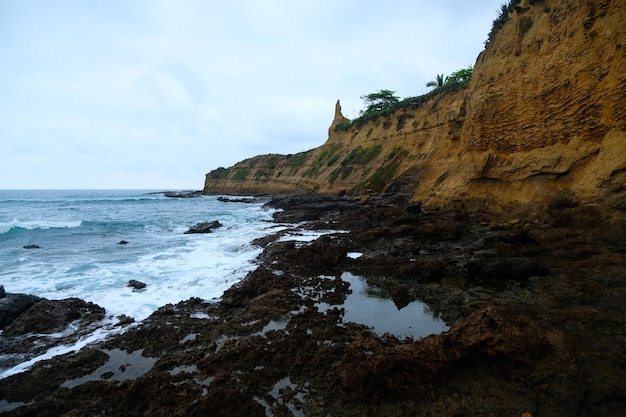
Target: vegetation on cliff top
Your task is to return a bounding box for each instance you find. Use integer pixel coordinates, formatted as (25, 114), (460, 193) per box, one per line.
(359, 90), (400, 118)
(338, 65), (473, 131)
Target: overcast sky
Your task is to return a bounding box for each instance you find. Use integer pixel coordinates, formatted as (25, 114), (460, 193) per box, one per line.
(1, 0), (503, 190)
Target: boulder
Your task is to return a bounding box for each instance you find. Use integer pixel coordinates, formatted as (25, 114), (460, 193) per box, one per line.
(128, 280), (147, 290)
(0, 293), (43, 329)
(184, 220), (223, 234)
(2, 297), (105, 336)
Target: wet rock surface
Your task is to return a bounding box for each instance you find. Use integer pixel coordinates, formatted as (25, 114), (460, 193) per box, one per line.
(183, 220), (223, 234)
(0, 297), (106, 371)
(1, 194), (625, 416)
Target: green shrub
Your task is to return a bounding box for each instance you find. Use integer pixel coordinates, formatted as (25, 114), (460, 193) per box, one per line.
(359, 90), (400, 118)
(232, 167), (249, 181)
(341, 145), (382, 166)
(329, 166), (353, 185)
(387, 146), (409, 160)
(333, 120), (351, 132)
(301, 164), (321, 178)
(286, 152), (310, 175)
(356, 162), (400, 193)
(327, 154), (340, 166)
(207, 167), (230, 180)
(286, 152), (309, 166)
(254, 169), (273, 179)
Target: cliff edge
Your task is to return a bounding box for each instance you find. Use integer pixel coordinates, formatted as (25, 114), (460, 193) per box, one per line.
(204, 0), (626, 218)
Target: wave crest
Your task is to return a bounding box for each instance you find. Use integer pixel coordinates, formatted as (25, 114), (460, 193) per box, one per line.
(0, 220), (83, 235)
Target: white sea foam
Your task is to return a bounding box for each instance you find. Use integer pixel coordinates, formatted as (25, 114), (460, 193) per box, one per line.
(0, 319), (122, 379)
(0, 219), (82, 234)
(277, 229), (348, 243)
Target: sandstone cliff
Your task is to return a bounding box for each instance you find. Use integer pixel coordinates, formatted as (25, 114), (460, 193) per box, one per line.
(204, 0), (626, 218)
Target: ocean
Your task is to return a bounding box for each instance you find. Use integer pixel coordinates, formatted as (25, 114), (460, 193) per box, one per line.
(0, 190), (278, 322)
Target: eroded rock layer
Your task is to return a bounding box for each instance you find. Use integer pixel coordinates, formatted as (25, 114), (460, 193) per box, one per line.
(204, 0), (626, 218)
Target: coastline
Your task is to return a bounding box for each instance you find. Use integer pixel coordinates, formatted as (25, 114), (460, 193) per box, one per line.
(1, 193), (625, 416)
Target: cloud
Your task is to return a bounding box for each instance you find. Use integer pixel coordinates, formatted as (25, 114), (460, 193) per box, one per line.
(0, 0), (504, 189)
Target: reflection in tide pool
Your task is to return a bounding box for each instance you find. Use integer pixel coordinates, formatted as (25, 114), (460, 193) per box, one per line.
(328, 273), (448, 339)
(61, 349), (158, 388)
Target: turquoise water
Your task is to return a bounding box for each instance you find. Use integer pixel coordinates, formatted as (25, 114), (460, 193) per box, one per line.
(0, 190), (276, 321)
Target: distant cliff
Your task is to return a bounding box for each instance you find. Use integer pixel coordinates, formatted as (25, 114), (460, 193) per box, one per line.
(204, 0), (626, 217)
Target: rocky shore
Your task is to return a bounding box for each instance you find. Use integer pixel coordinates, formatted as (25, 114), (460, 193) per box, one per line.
(1, 194), (625, 416)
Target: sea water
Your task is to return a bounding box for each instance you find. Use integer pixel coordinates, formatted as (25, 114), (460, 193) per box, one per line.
(0, 190), (278, 322)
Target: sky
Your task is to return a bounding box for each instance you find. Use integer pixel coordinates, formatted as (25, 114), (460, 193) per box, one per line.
(1, 0), (504, 190)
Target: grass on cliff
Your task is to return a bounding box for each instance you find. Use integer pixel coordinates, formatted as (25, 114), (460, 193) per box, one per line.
(485, 0), (520, 45)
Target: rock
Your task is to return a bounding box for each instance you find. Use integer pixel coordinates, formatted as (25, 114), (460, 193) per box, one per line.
(465, 256), (548, 289)
(0, 293), (42, 329)
(162, 190), (203, 198)
(116, 314), (135, 326)
(23, 244), (40, 249)
(117, 240), (130, 245)
(128, 280), (147, 290)
(184, 220), (223, 234)
(217, 196), (256, 203)
(0, 285), (5, 298)
(0, 297), (106, 371)
(2, 298), (105, 337)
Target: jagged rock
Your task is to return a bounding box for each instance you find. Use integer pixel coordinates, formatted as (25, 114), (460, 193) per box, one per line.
(128, 280), (147, 290)
(0, 293), (42, 329)
(22, 244), (40, 249)
(2, 298), (105, 337)
(184, 220), (223, 234)
(116, 314), (135, 326)
(117, 240), (129, 245)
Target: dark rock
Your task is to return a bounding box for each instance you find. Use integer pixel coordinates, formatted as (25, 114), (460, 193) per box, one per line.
(266, 194), (359, 223)
(0, 293), (42, 329)
(22, 244), (40, 249)
(128, 280), (147, 290)
(258, 235), (347, 275)
(116, 314), (135, 326)
(0, 285), (5, 298)
(117, 240), (130, 245)
(162, 190), (203, 198)
(217, 196), (256, 203)
(2, 298), (105, 336)
(0, 297), (106, 371)
(184, 220), (223, 234)
(465, 257), (549, 288)
(406, 203), (422, 214)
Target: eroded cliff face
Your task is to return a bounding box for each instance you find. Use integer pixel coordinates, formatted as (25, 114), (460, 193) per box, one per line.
(204, 0), (626, 217)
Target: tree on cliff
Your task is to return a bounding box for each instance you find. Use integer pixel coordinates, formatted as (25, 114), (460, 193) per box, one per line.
(359, 89), (400, 117)
(446, 67), (473, 85)
(427, 67), (473, 90)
